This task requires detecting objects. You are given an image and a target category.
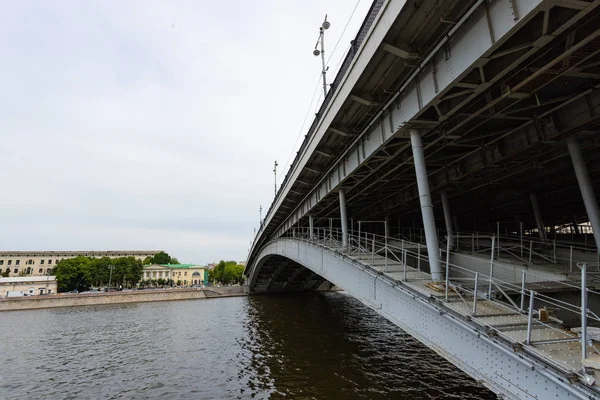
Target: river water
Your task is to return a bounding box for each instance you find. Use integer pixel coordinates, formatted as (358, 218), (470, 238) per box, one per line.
(0, 292), (496, 399)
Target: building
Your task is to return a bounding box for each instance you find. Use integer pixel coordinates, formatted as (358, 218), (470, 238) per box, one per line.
(0, 276), (57, 297)
(142, 264), (207, 287)
(0, 251), (162, 278)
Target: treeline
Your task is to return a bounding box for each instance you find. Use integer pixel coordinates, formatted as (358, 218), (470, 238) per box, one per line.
(143, 251), (179, 265)
(208, 260), (244, 285)
(54, 256), (143, 292)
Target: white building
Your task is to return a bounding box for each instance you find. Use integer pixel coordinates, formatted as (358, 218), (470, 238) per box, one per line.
(0, 276), (57, 297)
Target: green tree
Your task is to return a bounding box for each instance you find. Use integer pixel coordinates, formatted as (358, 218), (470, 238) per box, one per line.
(1, 268), (9, 277)
(54, 256), (93, 292)
(144, 252), (180, 265)
(151, 251), (172, 264)
(210, 260), (244, 284)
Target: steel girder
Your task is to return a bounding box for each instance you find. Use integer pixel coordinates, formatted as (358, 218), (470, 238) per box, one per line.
(266, 0), (599, 240)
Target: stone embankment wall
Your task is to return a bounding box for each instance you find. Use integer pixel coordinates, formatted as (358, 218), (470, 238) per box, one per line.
(0, 286), (247, 312)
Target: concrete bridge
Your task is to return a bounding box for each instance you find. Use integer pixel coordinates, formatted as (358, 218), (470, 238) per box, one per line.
(245, 0), (600, 398)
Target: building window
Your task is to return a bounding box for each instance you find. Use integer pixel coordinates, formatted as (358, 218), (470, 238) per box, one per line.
(16, 260), (20, 265)
(48, 260), (52, 264)
(41, 260), (45, 265)
(13, 268), (17, 274)
(0, 260), (3, 265)
(8, 260), (12, 266)
(38, 268), (43, 273)
(184, 272), (187, 276)
(27, 259), (34, 265)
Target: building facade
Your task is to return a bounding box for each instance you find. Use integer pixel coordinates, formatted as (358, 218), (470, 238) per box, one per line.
(142, 264), (207, 287)
(0, 251), (161, 278)
(0, 276), (57, 297)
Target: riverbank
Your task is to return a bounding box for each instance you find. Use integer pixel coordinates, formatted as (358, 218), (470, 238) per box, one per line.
(0, 286), (247, 311)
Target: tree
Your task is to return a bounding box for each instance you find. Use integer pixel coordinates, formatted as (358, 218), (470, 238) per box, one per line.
(1, 268), (9, 277)
(144, 252), (180, 265)
(210, 260), (244, 284)
(53, 256), (93, 292)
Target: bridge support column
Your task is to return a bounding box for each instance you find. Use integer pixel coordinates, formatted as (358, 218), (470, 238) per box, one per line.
(410, 129), (442, 280)
(384, 213), (390, 238)
(568, 138), (600, 251)
(441, 190), (454, 249)
(309, 214), (314, 240)
(529, 192), (547, 242)
(339, 189), (348, 248)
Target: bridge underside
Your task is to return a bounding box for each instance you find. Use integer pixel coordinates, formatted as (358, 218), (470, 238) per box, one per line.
(251, 254), (333, 294)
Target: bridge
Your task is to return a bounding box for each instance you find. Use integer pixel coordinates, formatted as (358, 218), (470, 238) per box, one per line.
(244, 0), (600, 398)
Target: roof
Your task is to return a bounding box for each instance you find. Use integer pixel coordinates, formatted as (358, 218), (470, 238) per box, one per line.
(0, 251), (162, 257)
(159, 264), (204, 269)
(0, 276), (56, 284)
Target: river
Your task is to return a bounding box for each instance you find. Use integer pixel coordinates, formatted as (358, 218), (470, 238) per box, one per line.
(0, 292), (496, 399)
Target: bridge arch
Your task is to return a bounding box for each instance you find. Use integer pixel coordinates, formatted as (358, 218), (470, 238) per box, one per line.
(247, 238), (597, 400)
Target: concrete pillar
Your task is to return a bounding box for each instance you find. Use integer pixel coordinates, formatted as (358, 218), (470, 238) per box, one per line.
(309, 215), (314, 240)
(568, 138), (600, 251)
(410, 129), (442, 280)
(441, 190), (454, 248)
(530, 192), (547, 242)
(339, 189), (348, 248)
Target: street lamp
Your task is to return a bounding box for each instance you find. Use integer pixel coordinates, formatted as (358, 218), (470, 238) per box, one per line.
(273, 160), (278, 197)
(313, 15), (331, 98)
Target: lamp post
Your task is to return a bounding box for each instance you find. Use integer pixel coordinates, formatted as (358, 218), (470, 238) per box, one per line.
(259, 205), (263, 226)
(313, 15), (331, 98)
(273, 160), (278, 197)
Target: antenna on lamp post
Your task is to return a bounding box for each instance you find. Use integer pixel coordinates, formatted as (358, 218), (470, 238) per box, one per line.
(259, 205), (263, 225)
(313, 15), (331, 98)
(273, 160), (278, 197)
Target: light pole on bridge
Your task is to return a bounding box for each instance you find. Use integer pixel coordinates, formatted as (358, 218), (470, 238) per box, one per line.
(273, 160), (278, 198)
(313, 15), (331, 98)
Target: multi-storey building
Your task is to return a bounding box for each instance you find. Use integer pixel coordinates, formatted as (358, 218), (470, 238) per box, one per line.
(0, 251), (161, 277)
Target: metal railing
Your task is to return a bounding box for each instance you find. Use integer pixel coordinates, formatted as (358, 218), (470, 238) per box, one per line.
(282, 226), (600, 376)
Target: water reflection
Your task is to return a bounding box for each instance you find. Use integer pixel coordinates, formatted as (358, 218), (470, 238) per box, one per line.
(0, 293), (495, 400)
(242, 292), (496, 399)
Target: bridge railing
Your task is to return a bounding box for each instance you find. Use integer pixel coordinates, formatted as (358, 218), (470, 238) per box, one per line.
(283, 227), (600, 375)
(396, 226), (599, 274)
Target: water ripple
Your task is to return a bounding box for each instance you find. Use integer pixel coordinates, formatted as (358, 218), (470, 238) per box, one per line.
(0, 293), (496, 399)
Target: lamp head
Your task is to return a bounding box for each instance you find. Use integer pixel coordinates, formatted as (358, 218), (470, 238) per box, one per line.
(313, 49), (321, 56)
(322, 20), (330, 30)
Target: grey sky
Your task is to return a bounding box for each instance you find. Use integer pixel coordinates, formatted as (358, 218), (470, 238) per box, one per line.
(0, 0), (372, 263)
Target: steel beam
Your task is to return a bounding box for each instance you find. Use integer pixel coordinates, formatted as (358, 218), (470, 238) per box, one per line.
(441, 190), (454, 248)
(339, 189), (348, 248)
(530, 192), (547, 242)
(411, 129), (442, 280)
(568, 137), (600, 251)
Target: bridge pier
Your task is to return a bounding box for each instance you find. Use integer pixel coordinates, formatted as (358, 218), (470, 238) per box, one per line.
(410, 129), (442, 280)
(529, 192), (547, 242)
(339, 189), (348, 248)
(568, 137), (600, 252)
(441, 190), (454, 249)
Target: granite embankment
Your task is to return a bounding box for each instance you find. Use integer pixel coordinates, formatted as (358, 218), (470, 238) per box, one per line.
(0, 286), (247, 311)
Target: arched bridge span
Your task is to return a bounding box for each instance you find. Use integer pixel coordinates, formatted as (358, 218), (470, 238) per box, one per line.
(247, 237), (598, 400)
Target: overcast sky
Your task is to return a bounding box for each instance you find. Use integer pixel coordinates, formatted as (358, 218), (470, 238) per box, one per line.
(0, 0), (372, 263)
